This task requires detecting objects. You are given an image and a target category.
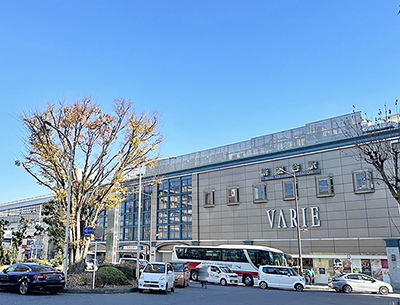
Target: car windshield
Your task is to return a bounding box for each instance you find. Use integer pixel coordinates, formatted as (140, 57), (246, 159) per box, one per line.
(172, 263), (184, 272)
(144, 264), (165, 273)
(220, 267), (232, 273)
(288, 268), (297, 276)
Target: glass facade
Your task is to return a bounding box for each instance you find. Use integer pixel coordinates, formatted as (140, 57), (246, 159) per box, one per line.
(157, 176), (192, 240)
(120, 185), (152, 241)
(97, 210), (108, 242)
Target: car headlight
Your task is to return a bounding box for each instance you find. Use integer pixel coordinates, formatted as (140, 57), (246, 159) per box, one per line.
(160, 275), (166, 281)
(140, 274), (144, 279)
(177, 275), (184, 278)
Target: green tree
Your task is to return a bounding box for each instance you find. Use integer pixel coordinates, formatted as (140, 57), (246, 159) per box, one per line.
(0, 217), (31, 265)
(0, 219), (10, 264)
(17, 99), (163, 271)
(35, 200), (67, 264)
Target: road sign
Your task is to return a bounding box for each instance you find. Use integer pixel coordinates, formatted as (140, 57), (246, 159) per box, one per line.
(94, 226), (104, 239)
(121, 246), (143, 250)
(83, 227), (94, 236)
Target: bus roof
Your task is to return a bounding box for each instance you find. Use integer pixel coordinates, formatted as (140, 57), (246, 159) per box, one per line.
(173, 244), (284, 254)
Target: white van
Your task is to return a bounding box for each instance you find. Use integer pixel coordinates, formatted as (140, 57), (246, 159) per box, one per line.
(207, 265), (239, 286)
(258, 265), (305, 292)
(138, 262), (175, 294)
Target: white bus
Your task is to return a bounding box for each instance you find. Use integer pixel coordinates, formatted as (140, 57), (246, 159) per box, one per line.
(172, 244), (287, 286)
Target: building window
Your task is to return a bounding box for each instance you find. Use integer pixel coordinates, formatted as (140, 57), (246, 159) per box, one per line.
(97, 210), (108, 242)
(353, 170), (374, 194)
(283, 181), (297, 200)
(119, 185), (152, 241)
(204, 190), (215, 208)
(253, 184), (267, 203)
(156, 176), (192, 240)
(316, 176), (334, 197)
(227, 187), (240, 205)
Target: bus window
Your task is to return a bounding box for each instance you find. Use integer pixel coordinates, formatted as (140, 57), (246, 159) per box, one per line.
(204, 249), (221, 261)
(221, 249), (247, 262)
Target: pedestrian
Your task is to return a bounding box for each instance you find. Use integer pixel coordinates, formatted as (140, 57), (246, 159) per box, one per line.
(305, 268), (315, 285)
(198, 265), (208, 289)
(309, 268), (315, 285)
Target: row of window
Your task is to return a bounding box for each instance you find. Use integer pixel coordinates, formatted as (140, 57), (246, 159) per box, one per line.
(119, 176), (193, 242)
(204, 170), (374, 207)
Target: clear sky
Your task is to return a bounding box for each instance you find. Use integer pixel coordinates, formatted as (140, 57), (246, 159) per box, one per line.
(0, 1), (399, 204)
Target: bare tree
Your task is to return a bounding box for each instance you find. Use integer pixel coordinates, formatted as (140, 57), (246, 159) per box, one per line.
(341, 101), (400, 205)
(18, 99), (163, 269)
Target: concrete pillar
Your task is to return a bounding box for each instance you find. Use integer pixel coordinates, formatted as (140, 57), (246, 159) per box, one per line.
(105, 206), (120, 264)
(385, 239), (400, 291)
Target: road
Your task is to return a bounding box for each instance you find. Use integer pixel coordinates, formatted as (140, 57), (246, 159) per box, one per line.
(0, 282), (399, 305)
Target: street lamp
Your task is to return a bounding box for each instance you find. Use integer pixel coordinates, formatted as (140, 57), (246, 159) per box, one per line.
(136, 156), (176, 281)
(279, 167), (303, 276)
(43, 121), (73, 287)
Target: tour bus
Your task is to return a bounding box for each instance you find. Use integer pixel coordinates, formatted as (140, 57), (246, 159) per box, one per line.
(171, 244), (287, 286)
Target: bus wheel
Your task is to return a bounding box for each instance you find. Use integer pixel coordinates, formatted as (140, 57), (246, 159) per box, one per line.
(243, 275), (254, 286)
(190, 270), (199, 281)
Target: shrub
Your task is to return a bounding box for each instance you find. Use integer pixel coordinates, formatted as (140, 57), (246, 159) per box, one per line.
(35, 259), (53, 267)
(95, 273), (105, 288)
(97, 266), (129, 286)
(99, 264), (135, 281)
(80, 275), (92, 285)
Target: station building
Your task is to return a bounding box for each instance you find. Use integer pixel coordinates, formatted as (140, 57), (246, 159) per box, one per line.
(2, 112), (400, 286)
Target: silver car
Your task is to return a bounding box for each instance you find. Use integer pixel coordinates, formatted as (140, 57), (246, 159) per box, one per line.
(328, 273), (393, 295)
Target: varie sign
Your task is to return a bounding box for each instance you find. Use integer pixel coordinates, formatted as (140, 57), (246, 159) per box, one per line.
(265, 207), (321, 229)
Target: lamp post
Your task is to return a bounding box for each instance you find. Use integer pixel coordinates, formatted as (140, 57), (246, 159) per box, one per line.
(136, 156), (176, 281)
(43, 121), (73, 287)
(279, 168), (303, 276)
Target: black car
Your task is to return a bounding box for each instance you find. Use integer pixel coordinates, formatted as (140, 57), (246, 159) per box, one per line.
(0, 263), (65, 295)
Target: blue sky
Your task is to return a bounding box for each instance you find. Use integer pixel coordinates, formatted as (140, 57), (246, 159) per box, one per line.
(0, 1), (399, 203)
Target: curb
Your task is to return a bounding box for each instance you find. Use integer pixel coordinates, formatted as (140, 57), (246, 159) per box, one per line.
(306, 284), (331, 291)
(63, 287), (138, 294)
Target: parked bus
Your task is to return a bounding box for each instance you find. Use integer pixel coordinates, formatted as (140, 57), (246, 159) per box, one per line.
(172, 244), (287, 286)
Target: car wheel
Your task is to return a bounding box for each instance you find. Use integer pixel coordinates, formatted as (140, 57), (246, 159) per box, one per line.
(49, 289), (58, 295)
(334, 288), (340, 292)
(138, 289), (144, 293)
(171, 284), (175, 292)
(164, 284), (168, 294)
(379, 286), (389, 295)
(243, 275), (254, 286)
(295, 283), (304, 292)
(190, 270), (198, 281)
(343, 285), (352, 293)
(19, 280), (29, 295)
(220, 278), (227, 286)
(259, 281), (268, 290)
